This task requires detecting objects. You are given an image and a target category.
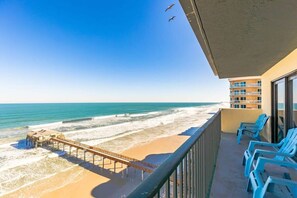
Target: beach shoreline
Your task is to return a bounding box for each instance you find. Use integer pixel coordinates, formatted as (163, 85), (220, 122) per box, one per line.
(0, 103), (228, 197)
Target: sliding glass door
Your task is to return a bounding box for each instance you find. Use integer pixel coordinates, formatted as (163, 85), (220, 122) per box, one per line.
(272, 72), (297, 143)
(288, 76), (297, 128)
(273, 80), (286, 142)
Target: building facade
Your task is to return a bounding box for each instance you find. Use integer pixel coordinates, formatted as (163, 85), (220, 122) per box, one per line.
(229, 77), (262, 109)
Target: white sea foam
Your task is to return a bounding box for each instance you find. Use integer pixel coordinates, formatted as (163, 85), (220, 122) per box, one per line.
(0, 103), (227, 196)
(28, 121), (63, 129)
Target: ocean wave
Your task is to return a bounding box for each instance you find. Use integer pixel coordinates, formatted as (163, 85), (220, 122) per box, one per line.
(28, 121), (63, 129)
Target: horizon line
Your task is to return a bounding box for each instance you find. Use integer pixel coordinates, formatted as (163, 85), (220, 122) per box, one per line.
(0, 101), (226, 104)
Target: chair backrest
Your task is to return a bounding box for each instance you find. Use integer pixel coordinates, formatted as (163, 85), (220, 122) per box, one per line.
(275, 128), (297, 160)
(255, 116), (269, 133)
(255, 114), (267, 126)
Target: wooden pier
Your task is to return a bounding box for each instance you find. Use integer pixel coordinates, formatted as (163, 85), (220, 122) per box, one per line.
(26, 130), (157, 180)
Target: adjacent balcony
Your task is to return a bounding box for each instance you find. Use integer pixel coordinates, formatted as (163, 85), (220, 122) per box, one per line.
(230, 83), (261, 88)
(231, 100), (262, 104)
(230, 92), (261, 96)
(128, 108), (287, 198)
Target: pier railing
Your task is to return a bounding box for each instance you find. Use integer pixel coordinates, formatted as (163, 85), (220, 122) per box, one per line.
(128, 111), (221, 198)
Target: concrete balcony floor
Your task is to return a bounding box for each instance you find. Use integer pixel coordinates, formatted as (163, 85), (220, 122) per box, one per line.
(210, 133), (284, 198)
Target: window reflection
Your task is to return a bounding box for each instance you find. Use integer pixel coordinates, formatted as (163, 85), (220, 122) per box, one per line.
(292, 78), (297, 128)
(277, 82), (285, 142)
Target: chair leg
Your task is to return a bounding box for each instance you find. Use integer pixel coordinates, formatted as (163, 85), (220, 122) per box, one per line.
(253, 188), (264, 198)
(245, 158), (253, 177)
(247, 178), (252, 192)
(237, 130), (243, 144)
(242, 155), (246, 166)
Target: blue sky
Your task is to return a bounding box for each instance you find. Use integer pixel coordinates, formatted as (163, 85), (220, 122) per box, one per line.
(0, 0), (229, 103)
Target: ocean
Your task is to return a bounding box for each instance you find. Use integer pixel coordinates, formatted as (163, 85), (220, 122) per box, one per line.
(0, 102), (216, 134)
(0, 102), (224, 196)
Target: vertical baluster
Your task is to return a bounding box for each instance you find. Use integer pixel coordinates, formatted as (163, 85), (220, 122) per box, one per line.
(179, 160), (183, 198)
(165, 179), (170, 198)
(173, 170), (178, 198)
(191, 148), (195, 198)
(185, 154), (188, 198)
(192, 145), (196, 197)
(195, 142), (198, 198)
(188, 151), (192, 197)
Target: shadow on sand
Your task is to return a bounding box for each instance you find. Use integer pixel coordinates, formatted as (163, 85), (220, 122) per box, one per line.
(90, 153), (172, 198)
(10, 125), (197, 197)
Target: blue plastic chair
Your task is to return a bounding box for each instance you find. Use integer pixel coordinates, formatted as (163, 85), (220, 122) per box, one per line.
(247, 157), (297, 198)
(237, 115), (269, 144)
(238, 114), (267, 130)
(243, 128), (297, 177)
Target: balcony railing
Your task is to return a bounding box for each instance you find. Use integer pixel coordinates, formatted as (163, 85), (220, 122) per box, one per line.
(128, 111), (221, 198)
(230, 100), (261, 104)
(230, 92), (261, 96)
(230, 83), (261, 88)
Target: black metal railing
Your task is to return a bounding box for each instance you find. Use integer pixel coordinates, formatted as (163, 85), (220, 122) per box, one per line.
(128, 111), (222, 198)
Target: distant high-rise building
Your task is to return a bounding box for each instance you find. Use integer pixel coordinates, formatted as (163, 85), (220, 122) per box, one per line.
(229, 77), (262, 109)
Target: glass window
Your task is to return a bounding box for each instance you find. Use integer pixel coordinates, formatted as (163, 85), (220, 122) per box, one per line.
(241, 105), (246, 108)
(240, 89), (246, 94)
(258, 89), (262, 94)
(258, 81), (261, 86)
(289, 76), (297, 128)
(293, 79), (297, 128)
(241, 97), (246, 100)
(272, 72), (297, 143)
(258, 105), (262, 109)
(234, 104), (239, 108)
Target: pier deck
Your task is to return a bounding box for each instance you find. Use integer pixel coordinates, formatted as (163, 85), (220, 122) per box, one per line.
(26, 129), (157, 179)
(50, 137), (156, 173)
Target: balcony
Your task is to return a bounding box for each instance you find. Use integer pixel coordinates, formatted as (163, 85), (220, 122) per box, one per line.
(128, 109), (282, 197)
(230, 83), (261, 88)
(231, 100), (262, 104)
(230, 92), (261, 96)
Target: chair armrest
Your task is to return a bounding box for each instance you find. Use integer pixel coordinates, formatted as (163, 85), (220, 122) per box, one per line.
(240, 122), (255, 128)
(255, 157), (297, 172)
(243, 128), (259, 134)
(266, 176), (297, 189)
(251, 149), (294, 165)
(241, 122), (255, 125)
(248, 140), (281, 152)
(242, 122), (254, 124)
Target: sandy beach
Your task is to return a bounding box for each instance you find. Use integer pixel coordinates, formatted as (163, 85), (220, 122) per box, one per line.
(4, 135), (189, 198)
(0, 103), (226, 198)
